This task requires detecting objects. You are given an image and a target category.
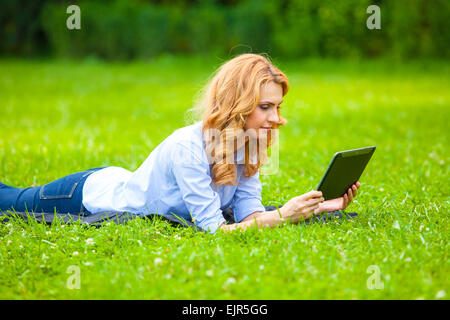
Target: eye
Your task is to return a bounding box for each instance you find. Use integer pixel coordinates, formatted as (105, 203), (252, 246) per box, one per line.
(259, 104), (282, 110)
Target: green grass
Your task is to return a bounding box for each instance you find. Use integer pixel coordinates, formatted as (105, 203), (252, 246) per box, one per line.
(0, 56), (449, 299)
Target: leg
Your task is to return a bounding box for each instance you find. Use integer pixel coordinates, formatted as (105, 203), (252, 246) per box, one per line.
(0, 167), (105, 215)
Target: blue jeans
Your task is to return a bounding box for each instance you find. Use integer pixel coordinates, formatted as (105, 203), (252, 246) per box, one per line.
(0, 167), (106, 215)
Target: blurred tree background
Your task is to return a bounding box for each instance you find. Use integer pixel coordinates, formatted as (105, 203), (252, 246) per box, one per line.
(1, 0), (449, 60)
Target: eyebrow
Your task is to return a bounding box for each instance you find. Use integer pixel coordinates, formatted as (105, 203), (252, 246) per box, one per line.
(259, 100), (283, 105)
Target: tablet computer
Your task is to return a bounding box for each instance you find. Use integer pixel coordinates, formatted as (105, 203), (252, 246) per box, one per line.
(316, 146), (376, 200)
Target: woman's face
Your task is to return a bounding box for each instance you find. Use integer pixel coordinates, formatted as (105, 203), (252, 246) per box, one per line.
(244, 81), (283, 138)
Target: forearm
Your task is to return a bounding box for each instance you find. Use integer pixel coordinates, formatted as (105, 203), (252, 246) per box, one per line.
(218, 209), (285, 232)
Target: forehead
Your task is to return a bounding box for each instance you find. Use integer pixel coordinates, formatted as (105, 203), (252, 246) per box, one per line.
(259, 81), (283, 103)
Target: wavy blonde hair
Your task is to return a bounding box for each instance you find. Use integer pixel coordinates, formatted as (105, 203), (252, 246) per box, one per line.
(189, 53), (289, 186)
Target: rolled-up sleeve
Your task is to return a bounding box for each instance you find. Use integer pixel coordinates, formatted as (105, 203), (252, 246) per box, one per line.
(231, 169), (266, 223)
(171, 143), (226, 234)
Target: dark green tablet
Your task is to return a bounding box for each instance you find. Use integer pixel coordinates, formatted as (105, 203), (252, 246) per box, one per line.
(316, 146), (376, 200)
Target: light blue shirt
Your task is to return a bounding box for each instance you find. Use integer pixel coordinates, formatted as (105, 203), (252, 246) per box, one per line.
(82, 121), (266, 233)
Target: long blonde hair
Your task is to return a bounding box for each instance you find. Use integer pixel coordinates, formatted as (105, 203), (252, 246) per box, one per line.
(191, 53), (289, 186)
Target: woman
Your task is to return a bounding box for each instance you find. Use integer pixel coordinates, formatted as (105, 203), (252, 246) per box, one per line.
(0, 54), (359, 234)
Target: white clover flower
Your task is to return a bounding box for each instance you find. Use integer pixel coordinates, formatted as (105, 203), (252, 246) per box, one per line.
(154, 257), (163, 265)
(45, 231), (52, 236)
(7, 240), (12, 246)
(259, 265), (264, 270)
(392, 221), (400, 230)
(436, 290), (446, 299)
(206, 270), (214, 277)
(85, 238), (95, 245)
(225, 277), (236, 285)
(405, 257), (411, 262)
(92, 250), (96, 253)
(73, 251), (79, 256)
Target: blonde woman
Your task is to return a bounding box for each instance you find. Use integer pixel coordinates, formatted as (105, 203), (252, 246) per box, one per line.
(0, 54), (360, 233)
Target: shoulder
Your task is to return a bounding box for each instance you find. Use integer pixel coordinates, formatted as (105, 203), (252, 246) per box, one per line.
(171, 122), (203, 146)
(166, 121), (208, 166)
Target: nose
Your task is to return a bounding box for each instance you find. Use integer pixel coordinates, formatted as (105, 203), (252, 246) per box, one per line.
(268, 108), (280, 124)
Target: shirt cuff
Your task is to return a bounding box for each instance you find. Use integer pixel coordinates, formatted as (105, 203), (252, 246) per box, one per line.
(233, 199), (266, 223)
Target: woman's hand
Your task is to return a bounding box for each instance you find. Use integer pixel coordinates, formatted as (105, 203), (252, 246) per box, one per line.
(218, 183), (360, 233)
(279, 190), (325, 223)
(316, 181), (360, 214)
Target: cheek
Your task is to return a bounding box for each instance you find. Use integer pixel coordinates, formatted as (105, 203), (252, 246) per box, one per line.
(245, 110), (264, 128)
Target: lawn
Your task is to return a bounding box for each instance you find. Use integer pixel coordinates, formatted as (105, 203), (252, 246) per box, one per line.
(0, 56), (448, 299)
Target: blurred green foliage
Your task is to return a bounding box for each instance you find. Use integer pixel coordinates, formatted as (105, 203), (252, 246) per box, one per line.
(1, 0), (449, 60)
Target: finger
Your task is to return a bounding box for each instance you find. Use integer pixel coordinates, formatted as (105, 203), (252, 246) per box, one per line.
(300, 190), (323, 200)
(302, 199), (321, 210)
(352, 184), (358, 197)
(356, 181), (361, 188)
(343, 193), (349, 207)
(303, 203), (319, 212)
(304, 197), (325, 206)
(347, 188), (354, 203)
(307, 190), (323, 199)
(307, 205), (320, 217)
